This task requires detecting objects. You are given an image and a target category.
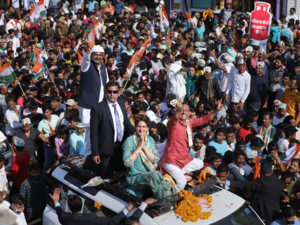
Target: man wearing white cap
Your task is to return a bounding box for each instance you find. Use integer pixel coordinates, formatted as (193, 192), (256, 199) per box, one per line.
(78, 44), (108, 159)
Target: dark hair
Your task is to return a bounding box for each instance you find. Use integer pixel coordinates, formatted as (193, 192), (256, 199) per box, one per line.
(223, 151), (234, 165)
(292, 78), (300, 88)
(215, 127), (227, 136)
(50, 95), (61, 102)
(213, 93), (223, 101)
(205, 146), (216, 158)
(226, 127), (235, 134)
(68, 195), (82, 213)
(285, 128), (297, 138)
(0, 153), (4, 162)
(204, 102), (214, 111)
(250, 137), (264, 148)
(134, 115), (150, 127)
(131, 102), (145, 115)
(5, 97), (15, 105)
(281, 171), (292, 180)
(261, 161), (273, 175)
(28, 161), (40, 172)
(245, 133), (256, 143)
(234, 149), (246, 158)
(11, 194), (25, 205)
(161, 56), (173, 65)
(217, 164), (229, 173)
(290, 139), (300, 145)
(243, 115), (254, 124)
(249, 109), (259, 118)
(105, 81), (120, 90)
(124, 216), (140, 225)
(29, 101), (39, 109)
(194, 133), (204, 141)
(281, 206), (295, 219)
(262, 111), (273, 120)
(42, 103), (52, 112)
(210, 153), (222, 161)
(283, 116), (295, 125)
(228, 116), (239, 125)
(57, 125), (69, 136)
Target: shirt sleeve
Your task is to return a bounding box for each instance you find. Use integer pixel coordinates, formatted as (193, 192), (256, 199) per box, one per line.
(241, 74), (251, 103)
(5, 110), (22, 129)
(81, 51), (91, 73)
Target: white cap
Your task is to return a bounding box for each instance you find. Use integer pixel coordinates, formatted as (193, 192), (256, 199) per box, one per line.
(145, 110), (157, 122)
(91, 45), (104, 53)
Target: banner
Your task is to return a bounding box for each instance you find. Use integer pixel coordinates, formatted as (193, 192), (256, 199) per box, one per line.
(249, 2), (272, 41)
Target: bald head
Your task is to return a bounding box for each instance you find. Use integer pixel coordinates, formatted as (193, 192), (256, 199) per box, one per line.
(195, 12), (200, 18)
(0, 85), (8, 95)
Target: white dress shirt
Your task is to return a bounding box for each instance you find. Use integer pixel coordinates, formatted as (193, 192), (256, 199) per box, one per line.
(106, 99), (124, 143)
(226, 69), (251, 103)
(9, 209), (27, 225)
(286, 14), (298, 23)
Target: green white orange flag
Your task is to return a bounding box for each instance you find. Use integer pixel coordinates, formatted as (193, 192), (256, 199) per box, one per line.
(32, 50), (46, 80)
(0, 61), (16, 84)
(29, 0), (46, 24)
(165, 26), (171, 53)
(162, 6), (169, 28)
(85, 26), (95, 47)
(127, 39), (150, 78)
(186, 11), (196, 28)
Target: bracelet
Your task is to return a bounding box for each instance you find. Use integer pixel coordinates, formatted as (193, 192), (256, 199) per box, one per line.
(126, 206), (131, 212)
(134, 151), (139, 156)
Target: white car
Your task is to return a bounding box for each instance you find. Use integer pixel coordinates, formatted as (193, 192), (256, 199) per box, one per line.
(43, 161), (265, 225)
(0, 131), (12, 171)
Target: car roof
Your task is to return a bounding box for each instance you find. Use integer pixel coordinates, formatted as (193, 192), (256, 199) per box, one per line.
(153, 189), (245, 225)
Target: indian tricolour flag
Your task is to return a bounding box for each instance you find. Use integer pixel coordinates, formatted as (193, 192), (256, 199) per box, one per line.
(162, 6), (169, 28)
(186, 11), (196, 28)
(32, 51), (46, 80)
(85, 26), (95, 47)
(127, 39), (150, 78)
(0, 62), (16, 84)
(29, 0), (46, 24)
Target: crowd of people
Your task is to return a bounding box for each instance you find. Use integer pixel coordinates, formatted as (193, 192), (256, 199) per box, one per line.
(2, 0), (300, 225)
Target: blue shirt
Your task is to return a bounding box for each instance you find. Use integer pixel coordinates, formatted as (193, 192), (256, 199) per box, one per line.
(270, 218), (299, 225)
(88, 0), (97, 12)
(195, 26), (205, 41)
(114, 1), (124, 14)
(208, 140), (228, 156)
(279, 27), (294, 45)
(271, 26), (279, 43)
(69, 131), (85, 156)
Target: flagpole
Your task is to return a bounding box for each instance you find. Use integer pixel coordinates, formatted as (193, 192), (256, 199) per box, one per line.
(121, 79), (130, 95)
(16, 78), (28, 100)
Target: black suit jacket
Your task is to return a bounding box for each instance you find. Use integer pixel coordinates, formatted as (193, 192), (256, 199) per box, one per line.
(55, 206), (144, 225)
(90, 99), (135, 157)
(230, 176), (283, 225)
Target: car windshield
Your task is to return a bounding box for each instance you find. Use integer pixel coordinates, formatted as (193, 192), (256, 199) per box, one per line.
(210, 203), (264, 225)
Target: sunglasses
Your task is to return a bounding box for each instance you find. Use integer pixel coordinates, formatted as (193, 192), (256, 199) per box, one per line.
(273, 105), (279, 107)
(107, 90), (118, 94)
(231, 103), (239, 105)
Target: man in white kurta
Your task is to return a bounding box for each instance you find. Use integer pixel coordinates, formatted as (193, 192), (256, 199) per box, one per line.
(79, 45), (108, 159)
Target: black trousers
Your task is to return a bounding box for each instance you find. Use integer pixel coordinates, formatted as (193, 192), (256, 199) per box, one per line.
(93, 142), (126, 179)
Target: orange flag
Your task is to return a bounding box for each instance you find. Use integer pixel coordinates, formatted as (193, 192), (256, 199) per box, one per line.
(77, 53), (82, 65)
(253, 155), (262, 180)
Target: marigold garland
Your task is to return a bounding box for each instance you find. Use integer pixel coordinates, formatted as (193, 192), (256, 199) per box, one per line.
(175, 190), (212, 222)
(197, 169), (212, 183)
(94, 201), (102, 212)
